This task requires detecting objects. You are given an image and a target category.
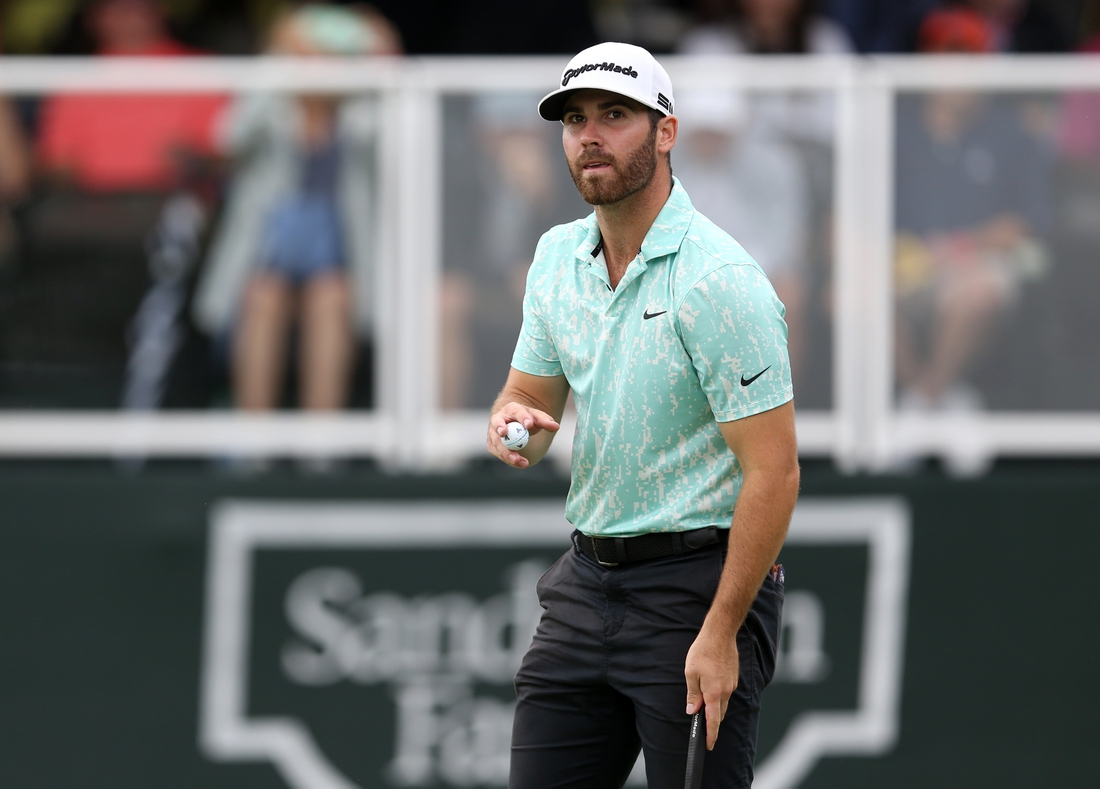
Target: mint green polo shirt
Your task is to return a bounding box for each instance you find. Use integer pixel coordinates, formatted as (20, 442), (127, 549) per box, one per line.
(511, 178), (793, 538)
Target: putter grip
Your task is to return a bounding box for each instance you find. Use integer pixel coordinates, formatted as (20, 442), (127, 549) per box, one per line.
(684, 710), (706, 789)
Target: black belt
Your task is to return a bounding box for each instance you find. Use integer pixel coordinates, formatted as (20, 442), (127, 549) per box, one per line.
(572, 526), (728, 567)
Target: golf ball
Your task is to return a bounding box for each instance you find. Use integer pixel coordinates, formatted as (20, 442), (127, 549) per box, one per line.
(501, 421), (530, 450)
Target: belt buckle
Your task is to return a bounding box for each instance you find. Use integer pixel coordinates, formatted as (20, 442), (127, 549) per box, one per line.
(590, 535), (619, 567)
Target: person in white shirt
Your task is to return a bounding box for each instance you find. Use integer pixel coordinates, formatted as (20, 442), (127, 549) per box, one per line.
(673, 89), (811, 383)
(678, 0), (853, 145)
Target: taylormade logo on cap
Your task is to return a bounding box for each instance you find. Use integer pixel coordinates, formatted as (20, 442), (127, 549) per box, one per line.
(538, 42), (675, 122)
(561, 62), (639, 87)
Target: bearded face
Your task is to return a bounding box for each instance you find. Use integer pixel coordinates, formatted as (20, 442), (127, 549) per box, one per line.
(567, 122), (659, 206)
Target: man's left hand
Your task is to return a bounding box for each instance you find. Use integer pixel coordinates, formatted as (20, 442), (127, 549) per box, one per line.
(683, 401), (799, 749)
(684, 621), (739, 750)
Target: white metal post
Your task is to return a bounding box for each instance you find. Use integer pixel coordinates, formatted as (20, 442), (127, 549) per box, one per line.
(372, 84), (405, 466)
(862, 64), (898, 472)
(831, 59), (865, 472)
(392, 67), (444, 469)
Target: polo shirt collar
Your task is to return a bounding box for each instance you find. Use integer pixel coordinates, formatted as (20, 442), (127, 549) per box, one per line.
(573, 176), (695, 264)
(641, 177), (694, 261)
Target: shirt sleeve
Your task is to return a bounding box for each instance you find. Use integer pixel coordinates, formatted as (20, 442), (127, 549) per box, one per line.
(510, 244), (564, 378)
(675, 262), (793, 422)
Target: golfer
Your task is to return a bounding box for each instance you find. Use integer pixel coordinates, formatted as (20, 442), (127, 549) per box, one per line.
(487, 42), (799, 788)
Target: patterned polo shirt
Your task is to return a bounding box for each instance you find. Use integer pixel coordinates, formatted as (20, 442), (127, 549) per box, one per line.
(511, 178), (793, 538)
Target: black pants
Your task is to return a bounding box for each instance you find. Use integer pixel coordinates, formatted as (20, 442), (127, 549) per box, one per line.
(510, 537), (783, 789)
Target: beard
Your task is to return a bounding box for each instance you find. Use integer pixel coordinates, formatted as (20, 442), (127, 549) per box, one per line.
(568, 125), (658, 206)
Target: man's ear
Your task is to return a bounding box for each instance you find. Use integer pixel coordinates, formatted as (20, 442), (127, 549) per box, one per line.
(657, 114), (678, 154)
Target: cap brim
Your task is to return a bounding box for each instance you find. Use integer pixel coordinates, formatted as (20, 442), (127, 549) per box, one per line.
(537, 86), (669, 122)
(538, 88), (576, 122)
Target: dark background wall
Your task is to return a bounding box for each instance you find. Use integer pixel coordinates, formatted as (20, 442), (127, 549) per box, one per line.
(1, 460), (1097, 787)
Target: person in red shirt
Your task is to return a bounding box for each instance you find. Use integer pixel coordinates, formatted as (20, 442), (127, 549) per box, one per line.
(36, 0), (225, 193)
(18, 0), (225, 412)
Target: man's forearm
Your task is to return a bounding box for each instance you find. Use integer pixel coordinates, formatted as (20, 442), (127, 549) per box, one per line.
(704, 464), (799, 636)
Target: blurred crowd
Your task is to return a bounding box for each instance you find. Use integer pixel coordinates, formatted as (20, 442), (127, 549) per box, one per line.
(1, 0), (1094, 56)
(0, 0), (1098, 424)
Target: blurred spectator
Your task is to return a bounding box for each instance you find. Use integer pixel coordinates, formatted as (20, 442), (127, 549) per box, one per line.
(0, 0), (226, 410)
(950, 0), (1072, 52)
(679, 0), (852, 144)
(193, 5), (400, 413)
(678, 1), (842, 410)
(3, 0), (276, 55)
(1059, 18), (1100, 166)
(673, 90), (811, 384)
(0, 33), (31, 275)
(821, 0), (939, 52)
(894, 8), (1053, 411)
(680, 0), (854, 55)
(916, 3), (997, 51)
(36, 0), (226, 192)
(1045, 19), (1100, 407)
(439, 93), (584, 409)
(0, 99), (31, 204)
(813, 0), (1072, 54)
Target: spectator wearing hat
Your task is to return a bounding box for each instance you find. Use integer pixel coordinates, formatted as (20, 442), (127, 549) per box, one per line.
(949, 0), (1072, 53)
(194, 5), (401, 415)
(893, 7), (1053, 421)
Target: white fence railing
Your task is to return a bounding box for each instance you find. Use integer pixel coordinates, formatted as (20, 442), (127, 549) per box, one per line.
(1, 55), (1099, 471)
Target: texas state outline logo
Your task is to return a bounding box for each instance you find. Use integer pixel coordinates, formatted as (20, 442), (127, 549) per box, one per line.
(199, 498), (910, 788)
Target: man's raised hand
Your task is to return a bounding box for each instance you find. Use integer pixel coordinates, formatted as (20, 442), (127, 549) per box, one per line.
(487, 403), (559, 468)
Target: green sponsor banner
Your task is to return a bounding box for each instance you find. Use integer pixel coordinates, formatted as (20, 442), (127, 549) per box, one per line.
(1, 463), (1098, 788)
(198, 499), (908, 789)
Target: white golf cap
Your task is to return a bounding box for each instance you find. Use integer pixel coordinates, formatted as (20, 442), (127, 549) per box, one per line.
(538, 42), (675, 122)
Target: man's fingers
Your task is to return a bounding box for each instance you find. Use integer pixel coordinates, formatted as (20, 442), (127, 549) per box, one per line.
(488, 431), (529, 467)
(684, 674), (702, 715)
(491, 405), (558, 435)
(520, 409), (560, 433)
(486, 426), (528, 469)
(490, 442), (529, 468)
(702, 686), (731, 750)
(488, 402), (562, 469)
(704, 697), (723, 750)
